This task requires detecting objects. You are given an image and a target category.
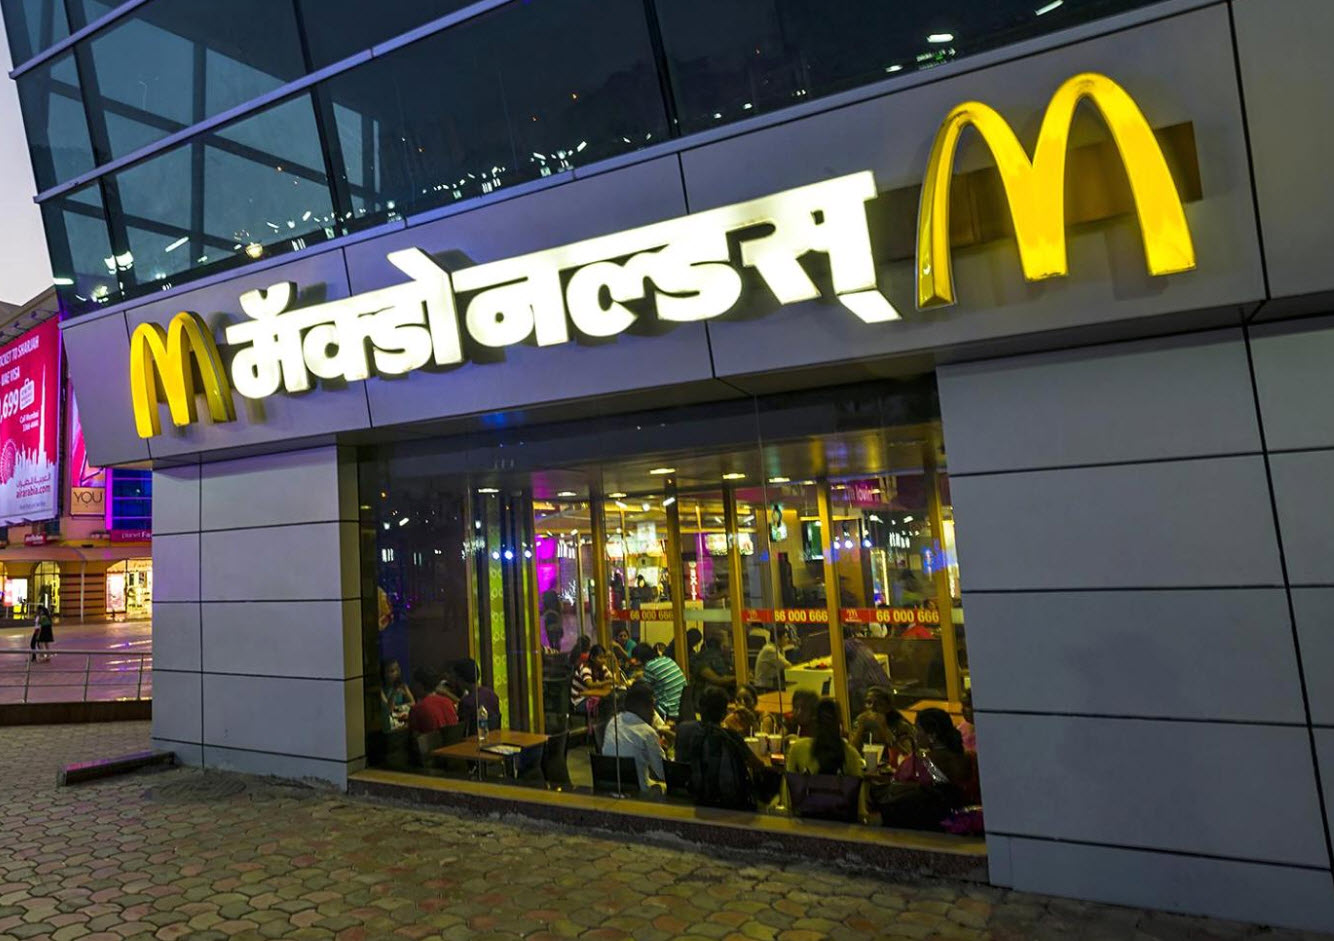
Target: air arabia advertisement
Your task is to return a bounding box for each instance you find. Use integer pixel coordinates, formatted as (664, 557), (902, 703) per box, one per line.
(0, 321), (59, 526)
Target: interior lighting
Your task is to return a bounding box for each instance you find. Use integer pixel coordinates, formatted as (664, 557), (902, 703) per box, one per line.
(615, 501), (629, 510)
(886, 65), (903, 73)
(244, 243), (263, 259)
(903, 515), (914, 523)
(722, 472), (746, 480)
(398, 517), (410, 527)
(608, 492), (627, 499)
(491, 550), (501, 560)
(663, 496), (676, 507)
(523, 549), (533, 559)
(477, 487), (500, 494)
(649, 467), (676, 476)
(503, 549), (514, 561)
(557, 490), (577, 497)
(1035, 0), (1063, 13)
(641, 502), (651, 511)
(928, 32), (955, 43)
(164, 236), (188, 253)
(862, 538), (873, 548)
(768, 476), (790, 484)
(53, 277), (73, 286)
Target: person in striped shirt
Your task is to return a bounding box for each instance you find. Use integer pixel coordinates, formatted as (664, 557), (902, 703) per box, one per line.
(631, 643), (687, 720)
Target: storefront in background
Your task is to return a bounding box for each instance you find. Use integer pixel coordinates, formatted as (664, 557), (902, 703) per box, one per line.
(32, 0), (1334, 931)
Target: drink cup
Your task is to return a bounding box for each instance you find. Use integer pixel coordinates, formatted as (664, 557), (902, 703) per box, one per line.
(745, 737), (764, 757)
(863, 743), (885, 768)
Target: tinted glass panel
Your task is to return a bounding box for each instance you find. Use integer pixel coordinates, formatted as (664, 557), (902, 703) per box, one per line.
(17, 50), (94, 192)
(297, 0), (476, 69)
(654, 0), (1162, 133)
(321, 0), (668, 227)
(104, 93), (336, 297)
(82, 0), (307, 167)
(2, 0), (69, 65)
(43, 183), (119, 310)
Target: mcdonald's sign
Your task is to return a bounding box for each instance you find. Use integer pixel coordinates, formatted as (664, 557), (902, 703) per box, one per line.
(916, 72), (1196, 309)
(123, 72), (1197, 438)
(130, 311), (236, 438)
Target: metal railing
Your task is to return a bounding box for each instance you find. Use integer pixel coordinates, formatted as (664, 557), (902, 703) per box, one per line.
(0, 647), (153, 704)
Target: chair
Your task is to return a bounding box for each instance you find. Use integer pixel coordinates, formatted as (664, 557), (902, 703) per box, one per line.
(663, 759), (692, 798)
(784, 771), (863, 823)
(540, 730), (572, 787)
(412, 729), (444, 768)
(435, 722), (468, 774)
(590, 754), (640, 796)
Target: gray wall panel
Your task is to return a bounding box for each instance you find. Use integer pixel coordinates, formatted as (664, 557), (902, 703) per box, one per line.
(151, 670), (201, 744)
(200, 446), (350, 531)
(1270, 450), (1334, 586)
(199, 522), (358, 602)
(201, 674), (360, 762)
(976, 713), (1326, 866)
(152, 465), (200, 537)
(965, 589), (1304, 723)
(198, 745), (360, 789)
(688, 6), (1262, 379)
(60, 313), (149, 467)
(1233, 0), (1334, 300)
(1293, 588), (1334, 726)
(152, 601), (201, 673)
(949, 457), (1281, 590)
(124, 252), (369, 460)
(1251, 316), (1334, 452)
(1004, 837), (1334, 933)
(200, 600), (361, 680)
(938, 330), (1260, 475)
(152, 533), (200, 602)
(341, 156), (717, 427)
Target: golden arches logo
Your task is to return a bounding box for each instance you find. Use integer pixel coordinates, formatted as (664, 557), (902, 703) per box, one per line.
(130, 311), (235, 438)
(916, 72), (1196, 309)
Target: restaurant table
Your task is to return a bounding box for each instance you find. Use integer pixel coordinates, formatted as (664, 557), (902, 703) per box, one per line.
(782, 653), (892, 696)
(757, 691), (788, 716)
(433, 729), (549, 779)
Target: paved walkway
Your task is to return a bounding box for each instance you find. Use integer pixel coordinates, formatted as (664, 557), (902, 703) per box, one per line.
(0, 722), (1327, 941)
(0, 620), (151, 704)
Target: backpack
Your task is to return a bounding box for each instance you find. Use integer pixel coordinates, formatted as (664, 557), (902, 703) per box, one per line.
(688, 723), (755, 811)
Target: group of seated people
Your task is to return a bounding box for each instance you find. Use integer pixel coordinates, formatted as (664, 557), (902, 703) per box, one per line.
(591, 634), (980, 832)
(381, 657), (501, 737)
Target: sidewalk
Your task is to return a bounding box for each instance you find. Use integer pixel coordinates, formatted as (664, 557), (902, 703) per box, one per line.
(0, 722), (1328, 941)
(0, 619), (151, 704)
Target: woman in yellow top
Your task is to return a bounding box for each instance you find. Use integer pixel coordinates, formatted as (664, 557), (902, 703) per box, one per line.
(786, 698), (864, 777)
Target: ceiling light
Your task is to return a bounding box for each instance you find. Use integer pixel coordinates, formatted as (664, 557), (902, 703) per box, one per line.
(903, 515), (914, 523)
(722, 472), (746, 480)
(1035, 0), (1063, 13)
(663, 496), (676, 507)
(557, 491), (577, 497)
(649, 467), (676, 476)
(928, 32), (954, 43)
(768, 476), (790, 484)
(608, 492), (627, 499)
(477, 487), (499, 494)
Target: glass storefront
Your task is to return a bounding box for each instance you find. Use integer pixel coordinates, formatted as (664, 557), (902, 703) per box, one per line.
(106, 558), (152, 620)
(362, 378), (980, 835)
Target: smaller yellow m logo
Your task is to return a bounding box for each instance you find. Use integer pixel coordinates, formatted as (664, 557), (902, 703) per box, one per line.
(130, 311), (236, 438)
(917, 72), (1196, 309)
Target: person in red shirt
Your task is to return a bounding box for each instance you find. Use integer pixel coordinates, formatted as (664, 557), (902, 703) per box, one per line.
(408, 669), (459, 734)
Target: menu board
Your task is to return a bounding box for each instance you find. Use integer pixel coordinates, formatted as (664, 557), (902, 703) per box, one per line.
(0, 321), (59, 526)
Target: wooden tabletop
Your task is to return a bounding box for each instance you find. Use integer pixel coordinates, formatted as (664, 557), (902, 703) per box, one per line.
(432, 729), (549, 762)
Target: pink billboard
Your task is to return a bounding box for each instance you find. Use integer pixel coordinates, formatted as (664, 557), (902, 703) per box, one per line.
(68, 391), (106, 517)
(0, 320), (60, 526)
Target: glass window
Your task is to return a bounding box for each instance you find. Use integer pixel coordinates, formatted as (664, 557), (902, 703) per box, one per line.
(360, 380), (979, 834)
(108, 469), (152, 530)
(319, 0), (669, 228)
(297, 0), (477, 70)
(2, 0), (70, 66)
(17, 50), (95, 191)
(42, 182), (119, 311)
(105, 93), (337, 294)
(652, 0), (1165, 134)
(81, 0), (307, 166)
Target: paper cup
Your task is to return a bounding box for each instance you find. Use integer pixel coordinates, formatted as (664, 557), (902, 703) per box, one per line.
(863, 743), (885, 768)
(745, 736), (764, 757)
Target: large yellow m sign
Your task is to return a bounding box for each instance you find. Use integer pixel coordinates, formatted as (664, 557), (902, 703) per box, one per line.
(917, 72), (1196, 309)
(130, 312), (235, 438)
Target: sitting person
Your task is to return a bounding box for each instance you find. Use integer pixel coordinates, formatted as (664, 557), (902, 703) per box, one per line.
(611, 626), (637, 669)
(631, 643), (686, 720)
(769, 688), (819, 738)
(787, 698), (865, 778)
(844, 634), (893, 708)
(877, 707), (980, 831)
(567, 634), (592, 670)
(851, 686), (915, 767)
(752, 627), (795, 692)
(571, 644), (615, 718)
(692, 634), (736, 692)
(682, 686), (767, 811)
(663, 627), (701, 668)
(407, 669), (459, 734)
(452, 658), (500, 735)
(601, 680), (665, 793)
(723, 683), (762, 737)
(380, 659), (415, 731)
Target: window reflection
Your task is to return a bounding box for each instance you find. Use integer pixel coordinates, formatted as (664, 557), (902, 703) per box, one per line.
(297, 0), (477, 70)
(319, 0), (668, 228)
(17, 51), (95, 191)
(2, 0), (70, 66)
(106, 93), (337, 291)
(41, 183), (118, 307)
(361, 381), (981, 836)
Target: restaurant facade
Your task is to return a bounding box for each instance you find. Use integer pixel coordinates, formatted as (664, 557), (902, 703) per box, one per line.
(14, 0), (1334, 930)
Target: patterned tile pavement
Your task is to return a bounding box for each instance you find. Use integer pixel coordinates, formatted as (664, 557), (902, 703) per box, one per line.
(0, 721), (1328, 941)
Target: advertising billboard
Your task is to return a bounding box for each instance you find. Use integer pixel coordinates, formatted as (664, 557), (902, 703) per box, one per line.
(68, 391), (105, 517)
(0, 320), (59, 526)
